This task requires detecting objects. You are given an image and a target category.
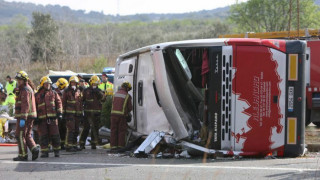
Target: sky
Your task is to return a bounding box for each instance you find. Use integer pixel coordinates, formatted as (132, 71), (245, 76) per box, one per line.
(5, 0), (247, 15)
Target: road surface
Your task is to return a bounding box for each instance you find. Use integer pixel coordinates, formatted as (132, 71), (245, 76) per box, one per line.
(1, 146), (320, 180)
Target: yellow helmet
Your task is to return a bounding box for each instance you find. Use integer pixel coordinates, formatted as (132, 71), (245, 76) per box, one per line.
(39, 76), (52, 87)
(69, 76), (79, 83)
(121, 81), (132, 91)
(106, 88), (114, 96)
(15, 71), (29, 81)
(56, 78), (68, 90)
(89, 75), (100, 86)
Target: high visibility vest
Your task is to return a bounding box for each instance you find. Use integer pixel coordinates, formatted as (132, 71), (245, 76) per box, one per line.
(5, 80), (16, 95)
(98, 81), (113, 92)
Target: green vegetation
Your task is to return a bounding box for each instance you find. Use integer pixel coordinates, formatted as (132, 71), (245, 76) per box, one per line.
(229, 0), (320, 32)
(0, 0), (319, 84)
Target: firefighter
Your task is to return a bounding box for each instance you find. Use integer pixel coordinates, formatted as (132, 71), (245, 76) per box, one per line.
(79, 75), (104, 149)
(100, 88), (114, 129)
(110, 82), (132, 150)
(55, 78), (68, 150)
(62, 76), (83, 152)
(5, 75), (17, 116)
(13, 71), (39, 161)
(98, 73), (113, 92)
(35, 76), (63, 158)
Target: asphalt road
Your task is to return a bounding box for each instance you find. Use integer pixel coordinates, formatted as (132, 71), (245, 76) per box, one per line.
(1, 146), (320, 180)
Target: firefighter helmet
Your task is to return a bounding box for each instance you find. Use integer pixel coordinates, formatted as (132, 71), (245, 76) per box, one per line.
(15, 71), (29, 81)
(106, 88), (114, 96)
(121, 82), (132, 91)
(69, 76), (79, 83)
(56, 78), (68, 90)
(39, 76), (52, 87)
(89, 75), (101, 86)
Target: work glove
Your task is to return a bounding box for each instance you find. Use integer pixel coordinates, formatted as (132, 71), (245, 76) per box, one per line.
(19, 119), (26, 128)
(126, 113), (132, 123)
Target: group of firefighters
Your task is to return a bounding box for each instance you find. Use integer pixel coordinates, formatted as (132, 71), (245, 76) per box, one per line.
(3, 70), (132, 161)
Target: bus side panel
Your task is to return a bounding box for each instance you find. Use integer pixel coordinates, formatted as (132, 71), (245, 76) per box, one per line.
(232, 46), (286, 155)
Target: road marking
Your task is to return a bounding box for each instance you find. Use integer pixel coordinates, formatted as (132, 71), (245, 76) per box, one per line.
(0, 160), (317, 172)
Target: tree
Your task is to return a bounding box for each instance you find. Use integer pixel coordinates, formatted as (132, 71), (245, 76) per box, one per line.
(27, 12), (61, 69)
(229, 0), (320, 33)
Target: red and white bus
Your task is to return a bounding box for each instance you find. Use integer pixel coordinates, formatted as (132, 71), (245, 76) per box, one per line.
(114, 38), (306, 157)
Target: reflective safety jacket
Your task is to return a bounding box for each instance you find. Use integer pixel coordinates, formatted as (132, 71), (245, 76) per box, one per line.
(35, 88), (63, 120)
(111, 88), (132, 117)
(98, 81), (113, 92)
(5, 80), (17, 95)
(83, 87), (104, 114)
(15, 84), (37, 120)
(62, 87), (82, 116)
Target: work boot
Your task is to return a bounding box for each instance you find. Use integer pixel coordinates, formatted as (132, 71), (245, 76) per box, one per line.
(66, 147), (77, 152)
(32, 147), (40, 161)
(80, 144), (85, 150)
(54, 150), (60, 157)
(91, 144), (96, 150)
(13, 156), (28, 161)
(74, 146), (82, 151)
(40, 152), (49, 158)
(109, 147), (120, 153)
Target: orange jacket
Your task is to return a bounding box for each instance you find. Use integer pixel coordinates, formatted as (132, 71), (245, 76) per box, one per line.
(62, 86), (82, 116)
(35, 88), (63, 120)
(15, 84), (37, 120)
(111, 88), (132, 117)
(83, 87), (104, 114)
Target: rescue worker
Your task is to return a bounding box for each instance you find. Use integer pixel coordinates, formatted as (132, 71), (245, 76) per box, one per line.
(110, 82), (132, 150)
(5, 75), (17, 116)
(13, 71), (39, 161)
(55, 78), (68, 150)
(98, 73), (113, 92)
(78, 74), (89, 90)
(79, 79), (88, 92)
(79, 75), (104, 149)
(0, 86), (7, 106)
(35, 76), (63, 158)
(62, 76), (82, 152)
(100, 88), (113, 128)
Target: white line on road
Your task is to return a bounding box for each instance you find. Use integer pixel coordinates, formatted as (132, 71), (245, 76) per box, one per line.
(0, 160), (317, 172)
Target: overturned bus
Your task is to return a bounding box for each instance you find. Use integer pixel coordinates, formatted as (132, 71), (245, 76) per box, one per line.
(114, 38), (306, 157)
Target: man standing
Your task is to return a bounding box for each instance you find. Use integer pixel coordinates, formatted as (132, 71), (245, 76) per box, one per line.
(55, 78), (68, 150)
(35, 76), (63, 158)
(62, 76), (82, 152)
(13, 71), (39, 161)
(80, 75), (104, 149)
(110, 82), (132, 150)
(98, 73), (113, 93)
(5, 75), (17, 116)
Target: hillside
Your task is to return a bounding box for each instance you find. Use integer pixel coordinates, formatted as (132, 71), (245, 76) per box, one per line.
(0, 0), (230, 25)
